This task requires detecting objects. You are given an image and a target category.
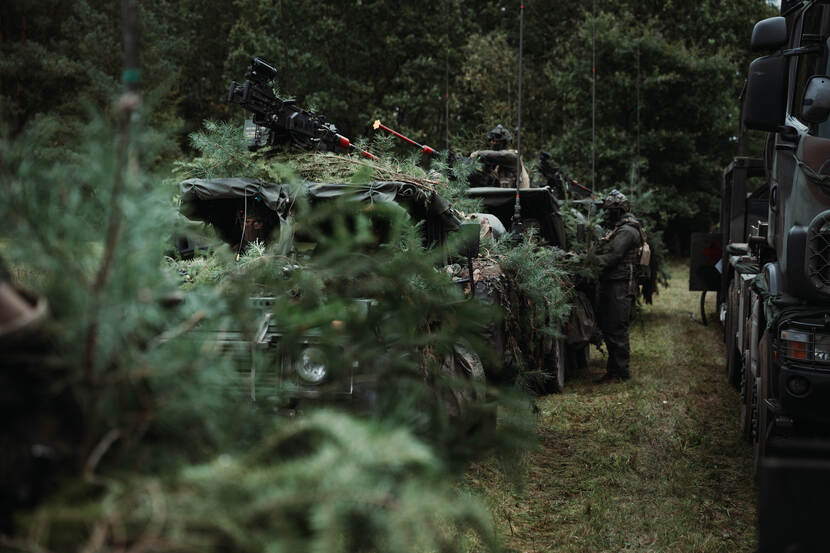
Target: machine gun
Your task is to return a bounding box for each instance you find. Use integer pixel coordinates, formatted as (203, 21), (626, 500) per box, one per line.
(538, 151), (592, 200)
(228, 58), (377, 160)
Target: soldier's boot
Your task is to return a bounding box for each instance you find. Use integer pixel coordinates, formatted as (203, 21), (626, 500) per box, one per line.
(608, 346), (631, 381)
(595, 372), (621, 383)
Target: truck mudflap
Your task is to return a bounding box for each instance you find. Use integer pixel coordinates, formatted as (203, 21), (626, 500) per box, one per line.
(759, 456), (830, 553)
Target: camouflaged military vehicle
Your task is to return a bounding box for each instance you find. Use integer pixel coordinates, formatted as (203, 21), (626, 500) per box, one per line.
(177, 177), (482, 406)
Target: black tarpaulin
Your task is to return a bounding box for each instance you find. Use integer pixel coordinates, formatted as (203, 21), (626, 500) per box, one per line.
(178, 179), (461, 248)
(179, 178), (292, 218)
(464, 186), (567, 248)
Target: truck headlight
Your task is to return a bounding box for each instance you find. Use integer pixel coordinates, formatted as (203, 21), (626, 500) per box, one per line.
(296, 347), (327, 384)
(780, 328), (809, 360)
(780, 327), (830, 363)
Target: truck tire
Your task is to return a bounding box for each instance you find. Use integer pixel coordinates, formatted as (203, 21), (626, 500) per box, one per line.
(740, 363), (755, 443)
(752, 377), (769, 479)
(726, 279), (742, 389)
(753, 330), (772, 476)
(742, 295), (762, 442)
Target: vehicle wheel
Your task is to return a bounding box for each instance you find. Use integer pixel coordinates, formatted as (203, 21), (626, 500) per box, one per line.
(441, 343), (486, 415)
(548, 337), (567, 393)
(724, 279), (735, 369)
(446, 343), (497, 436)
(739, 361), (754, 443)
(753, 330), (771, 476)
(726, 280), (742, 389)
(752, 376), (766, 475)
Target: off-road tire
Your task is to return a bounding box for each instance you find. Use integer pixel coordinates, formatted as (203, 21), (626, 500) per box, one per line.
(739, 362), (754, 443)
(726, 279), (742, 389)
(752, 375), (767, 477)
(445, 343), (496, 437)
(548, 337), (567, 393)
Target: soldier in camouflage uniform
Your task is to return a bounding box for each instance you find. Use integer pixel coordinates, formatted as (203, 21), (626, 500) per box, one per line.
(469, 125), (530, 189)
(595, 190), (642, 382)
(485, 124), (512, 151)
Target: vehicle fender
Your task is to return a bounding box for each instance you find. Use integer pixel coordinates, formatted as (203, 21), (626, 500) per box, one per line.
(763, 262), (782, 295)
(784, 225), (809, 296)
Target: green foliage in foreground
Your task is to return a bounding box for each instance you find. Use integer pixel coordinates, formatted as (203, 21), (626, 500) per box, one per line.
(18, 413), (499, 553)
(0, 105), (540, 551)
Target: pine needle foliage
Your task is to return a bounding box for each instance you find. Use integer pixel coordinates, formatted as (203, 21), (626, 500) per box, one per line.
(477, 234), (577, 391)
(175, 120), (484, 214)
(1, 107), (537, 551)
(13, 412), (500, 553)
(497, 235), (573, 336)
(0, 106), (271, 472)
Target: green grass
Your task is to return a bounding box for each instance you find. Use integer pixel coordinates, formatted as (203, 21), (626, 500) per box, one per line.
(467, 262), (757, 552)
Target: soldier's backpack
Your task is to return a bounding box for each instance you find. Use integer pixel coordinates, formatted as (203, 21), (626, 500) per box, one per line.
(619, 215), (655, 302)
(636, 225), (659, 304)
(638, 227), (651, 269)
(616, 215), (650, 271)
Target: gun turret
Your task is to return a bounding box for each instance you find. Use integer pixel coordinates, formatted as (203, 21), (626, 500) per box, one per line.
(228, 58), (377, 160)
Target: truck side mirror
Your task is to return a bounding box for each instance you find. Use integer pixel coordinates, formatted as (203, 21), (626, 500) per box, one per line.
(751, 16), (787, 52)
(743, 54), (788, 131)
(801, 75), (830, 124)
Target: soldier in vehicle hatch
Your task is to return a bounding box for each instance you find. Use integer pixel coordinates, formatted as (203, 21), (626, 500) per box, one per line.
(595, 190), (644, 382)
(468, 124), (531, 189)
(485, 124), (512, 152)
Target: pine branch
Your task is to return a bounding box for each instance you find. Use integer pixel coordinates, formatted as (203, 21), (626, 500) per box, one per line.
(83, 0), (141, 451)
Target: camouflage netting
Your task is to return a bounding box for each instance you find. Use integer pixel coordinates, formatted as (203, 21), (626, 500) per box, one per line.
(290, 152), (441, 191)
(451, 252), (573, 389)
(285, 150), (483, 215)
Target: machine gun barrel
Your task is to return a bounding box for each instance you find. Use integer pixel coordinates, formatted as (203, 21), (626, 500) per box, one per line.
(228, 58), (377, 161)
(372, 120), (437, 156)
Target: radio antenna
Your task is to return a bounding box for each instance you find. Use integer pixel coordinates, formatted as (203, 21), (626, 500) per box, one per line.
(591, 0), (596, 195)
(511, 2), (526, 240)
(445, 0), (451, 151)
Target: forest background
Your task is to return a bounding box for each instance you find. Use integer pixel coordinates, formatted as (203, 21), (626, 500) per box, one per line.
(1, 0), (776, 252)
(0, 1), (780, 551)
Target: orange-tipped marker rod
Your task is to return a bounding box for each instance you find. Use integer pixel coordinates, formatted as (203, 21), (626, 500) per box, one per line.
(334, 133), (378, 160)
(373, 120), (437, 156)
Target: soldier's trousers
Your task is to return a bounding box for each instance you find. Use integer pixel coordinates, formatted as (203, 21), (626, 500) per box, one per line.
(598, 278), (635, 378)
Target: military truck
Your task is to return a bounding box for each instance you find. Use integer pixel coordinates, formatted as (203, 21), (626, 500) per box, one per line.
(700, 2), (830, 550)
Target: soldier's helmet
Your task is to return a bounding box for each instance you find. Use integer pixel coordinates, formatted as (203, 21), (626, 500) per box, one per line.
(487, 124), (513, 150)
(601, 189), (630, 212)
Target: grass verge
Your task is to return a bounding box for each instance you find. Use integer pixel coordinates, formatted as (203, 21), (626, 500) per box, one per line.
(466, 261), (756, 553)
